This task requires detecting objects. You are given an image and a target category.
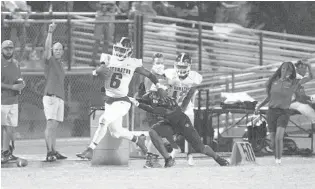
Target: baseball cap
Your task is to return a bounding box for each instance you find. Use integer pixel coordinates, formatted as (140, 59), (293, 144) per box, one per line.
(2, 40), (14, 49)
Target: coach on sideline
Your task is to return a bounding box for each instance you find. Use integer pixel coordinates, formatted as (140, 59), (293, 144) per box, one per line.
(42, 22), (67, 162)
(1, 40), (25, 163)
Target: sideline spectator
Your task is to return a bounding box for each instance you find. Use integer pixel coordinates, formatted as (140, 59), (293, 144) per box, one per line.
(1, 40), (25, 164)
(42, 22), (67, 162)
(1, 1), (31, 61)
(290, 60), (315, 130)
(255, 61), (313, 165)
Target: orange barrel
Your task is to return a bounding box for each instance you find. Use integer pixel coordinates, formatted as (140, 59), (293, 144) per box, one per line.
(90, 108), (129, 166)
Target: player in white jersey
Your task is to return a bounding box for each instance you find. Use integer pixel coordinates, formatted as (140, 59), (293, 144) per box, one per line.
(77, 37), (167, 160)
(142, 52), (203, 167)
(165, 53), (202, 166)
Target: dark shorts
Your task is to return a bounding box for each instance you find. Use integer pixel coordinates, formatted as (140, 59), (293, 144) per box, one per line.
(151, 113), (203, 151)
(267, 108), (290, 133)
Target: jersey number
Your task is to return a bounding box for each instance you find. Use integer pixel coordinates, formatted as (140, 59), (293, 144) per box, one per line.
(110, 73), (122, 88)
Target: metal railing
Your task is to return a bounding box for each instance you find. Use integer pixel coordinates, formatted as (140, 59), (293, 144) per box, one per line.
(2, 13), (315, 140)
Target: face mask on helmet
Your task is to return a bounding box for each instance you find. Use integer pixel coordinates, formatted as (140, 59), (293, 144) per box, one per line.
(112, 38), (132, 61)
(175, 53), (191, 77)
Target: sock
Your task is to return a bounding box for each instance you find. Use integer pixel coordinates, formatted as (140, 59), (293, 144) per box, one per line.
(89, 142), (98, 150)
(91, 124), (108, 147)
(131, 135), (138, 143)
(170, 148), (180, 158)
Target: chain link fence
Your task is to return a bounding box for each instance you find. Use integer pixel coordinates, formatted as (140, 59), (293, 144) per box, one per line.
(17, 71), (106, 139)
(1, 16), (137, 140)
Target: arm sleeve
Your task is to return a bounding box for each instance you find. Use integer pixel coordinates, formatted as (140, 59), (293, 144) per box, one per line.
(138, 103), (167, 115)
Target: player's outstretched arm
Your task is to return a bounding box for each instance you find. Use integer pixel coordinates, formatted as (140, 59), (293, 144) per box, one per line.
(135, 67), (168, 96)
(129, 97), (166, 115)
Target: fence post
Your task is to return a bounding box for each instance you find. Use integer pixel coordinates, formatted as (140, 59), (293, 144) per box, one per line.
(198, 22), (202, 71)
(67, 10), (72, 71)
(259, 32), (263, 66)
(134, 14), (143, 59)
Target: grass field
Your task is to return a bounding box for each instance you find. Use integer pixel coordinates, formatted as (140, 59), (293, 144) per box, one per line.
(2, 138), (315, 189)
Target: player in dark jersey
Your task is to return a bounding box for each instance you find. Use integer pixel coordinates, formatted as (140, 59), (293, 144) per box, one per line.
(129, 91), (230, 167)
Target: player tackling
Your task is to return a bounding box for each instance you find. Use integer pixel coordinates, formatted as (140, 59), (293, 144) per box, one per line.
(76, 37), (167, 160)
(129, 91), (230, 167)
(163, 53), (203, 166)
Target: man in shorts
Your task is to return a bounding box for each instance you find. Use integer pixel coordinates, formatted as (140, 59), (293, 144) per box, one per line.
(1, 40), (25, 163)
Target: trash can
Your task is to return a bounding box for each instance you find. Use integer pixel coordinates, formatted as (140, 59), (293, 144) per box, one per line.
(89, 107), (129, 166)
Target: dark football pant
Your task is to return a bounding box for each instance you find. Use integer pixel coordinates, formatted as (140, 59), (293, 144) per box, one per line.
(152, 115), (204, 153)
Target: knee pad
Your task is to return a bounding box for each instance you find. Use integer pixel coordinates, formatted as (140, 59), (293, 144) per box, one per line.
(98, 114), (108, 127)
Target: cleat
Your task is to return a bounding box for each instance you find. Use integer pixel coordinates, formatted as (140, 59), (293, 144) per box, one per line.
(215, 156), (230, 166)
(1, 150), (10, 164)
(76, 147), (93, 160)
(54, 151), (67, 160)
(144, 153), (162, 168)
(46, 151), (57, 162)
(152, 154), (162, 168)
(164, 157), (175, 168)
(187, 154), (195, 166)
(275, 159), (281, 165)
(136, 135), (148, 154)
(143, 153), (162, 168)
(143, 153), (154, 168)
(8, 154), (19, 162)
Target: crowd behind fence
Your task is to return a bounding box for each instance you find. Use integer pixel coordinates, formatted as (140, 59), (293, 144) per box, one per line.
(1, 13), (315, 141)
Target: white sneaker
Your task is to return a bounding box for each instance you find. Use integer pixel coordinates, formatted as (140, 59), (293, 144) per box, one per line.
(187, 154), (195, 166)
(275, 159), (281, 165)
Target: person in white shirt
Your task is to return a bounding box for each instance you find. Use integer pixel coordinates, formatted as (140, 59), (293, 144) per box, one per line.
(290, 60), (315, 130)
(76, 37), (167, 160)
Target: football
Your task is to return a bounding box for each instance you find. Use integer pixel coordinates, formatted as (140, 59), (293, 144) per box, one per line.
(16, 158), (28, 167)
(96, 65), (111, 79)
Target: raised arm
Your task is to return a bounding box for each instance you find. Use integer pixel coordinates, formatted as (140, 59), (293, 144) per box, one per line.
(129, 97), (167, 115)
(135, 66), (167, 96)
(138, 103), (167, 115)
(44, 23), (56, 60)
(298, 63), (313, 85)
(136, 67), (159, 85)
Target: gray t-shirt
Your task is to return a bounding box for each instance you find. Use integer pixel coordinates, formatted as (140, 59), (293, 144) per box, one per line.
(269, 78), (299, 109)
(44, 56), (65, 100)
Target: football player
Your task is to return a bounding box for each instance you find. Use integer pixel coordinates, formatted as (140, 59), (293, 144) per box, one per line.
(164, 53), (203, 166)
(76, 37), (167, 160)
(143, 52), (166, 92)
(141, 53), (167, 168)
(129, 91), (230, 168)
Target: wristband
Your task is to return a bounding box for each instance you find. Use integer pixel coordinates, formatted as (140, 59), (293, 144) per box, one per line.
(134, 101), (139, 107)
(92, 70), (97, 76)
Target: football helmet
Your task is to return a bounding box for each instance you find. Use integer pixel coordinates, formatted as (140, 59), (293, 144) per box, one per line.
(112, 37), (133, 61)
(174, 53), (192, 77)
